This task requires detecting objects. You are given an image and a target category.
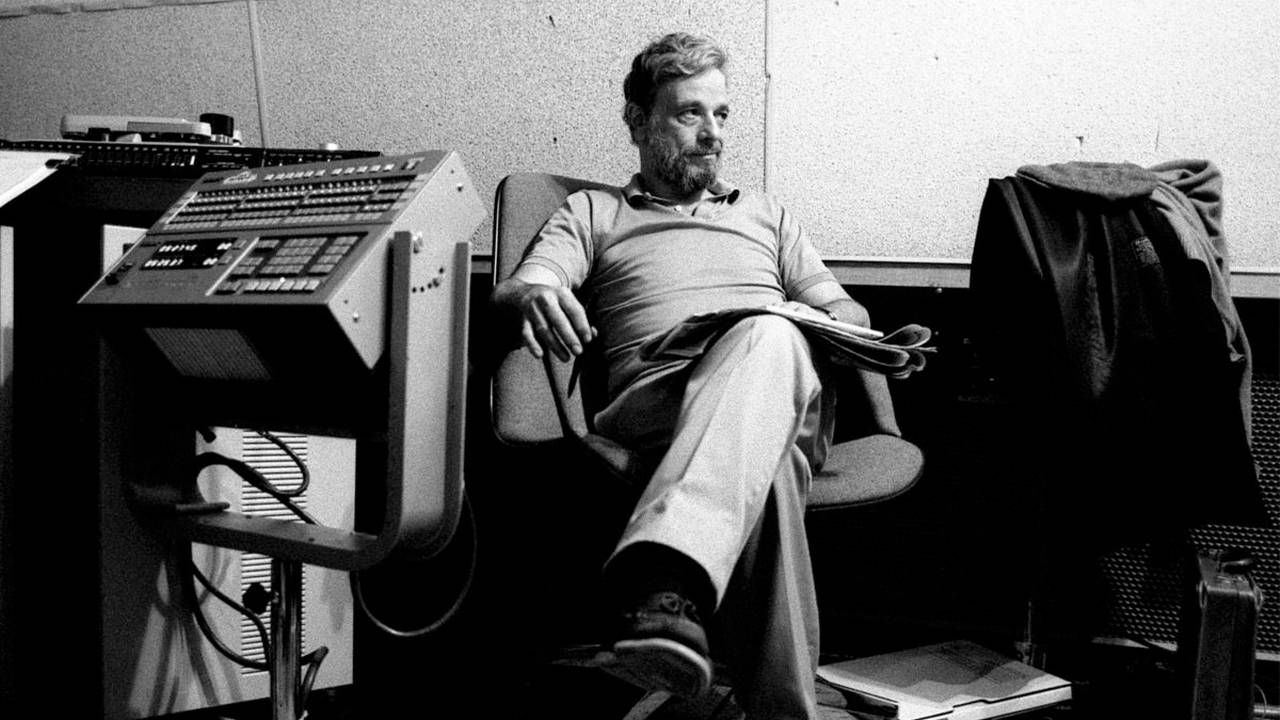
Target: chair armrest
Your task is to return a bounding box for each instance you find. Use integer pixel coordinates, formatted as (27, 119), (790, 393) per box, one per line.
(541, 353), (647, 486)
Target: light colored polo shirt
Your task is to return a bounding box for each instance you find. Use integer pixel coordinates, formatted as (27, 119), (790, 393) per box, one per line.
(521, 174), (843, 398)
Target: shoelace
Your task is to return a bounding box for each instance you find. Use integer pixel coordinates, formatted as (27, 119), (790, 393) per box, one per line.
(644, 592), (702, 624)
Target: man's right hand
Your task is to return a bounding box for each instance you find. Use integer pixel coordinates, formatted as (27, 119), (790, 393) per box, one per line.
(491, 276), (596, 361)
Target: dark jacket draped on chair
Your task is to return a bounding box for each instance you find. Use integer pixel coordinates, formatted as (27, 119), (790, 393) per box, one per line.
(969, 160), (1264, 547)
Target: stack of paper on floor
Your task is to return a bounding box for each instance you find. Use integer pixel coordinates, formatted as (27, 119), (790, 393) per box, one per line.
(816, 640), (1072, 719)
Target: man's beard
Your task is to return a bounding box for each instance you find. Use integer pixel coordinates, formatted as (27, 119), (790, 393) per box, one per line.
(644, 132), (723, 197)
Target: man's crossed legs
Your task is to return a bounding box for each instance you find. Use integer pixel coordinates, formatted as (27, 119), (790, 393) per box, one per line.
(597, 316), (831, 720)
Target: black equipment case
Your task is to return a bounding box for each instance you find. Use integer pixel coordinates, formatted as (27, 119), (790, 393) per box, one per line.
(1180, 548), (1264, 720)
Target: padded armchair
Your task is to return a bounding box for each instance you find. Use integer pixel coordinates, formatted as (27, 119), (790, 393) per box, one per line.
(488, 172), (925, 715)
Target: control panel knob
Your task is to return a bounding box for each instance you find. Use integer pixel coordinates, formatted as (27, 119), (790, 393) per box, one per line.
(199, 113), (235, 138)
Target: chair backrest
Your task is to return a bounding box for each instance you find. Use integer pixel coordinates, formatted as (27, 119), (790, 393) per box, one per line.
(490, 172), (614, 447)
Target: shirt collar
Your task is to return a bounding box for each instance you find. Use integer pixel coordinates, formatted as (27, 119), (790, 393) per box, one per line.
(622, 174), (740, 207)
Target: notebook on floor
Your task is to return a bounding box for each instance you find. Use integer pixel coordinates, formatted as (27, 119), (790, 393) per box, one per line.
(816, 640), (1072, 719)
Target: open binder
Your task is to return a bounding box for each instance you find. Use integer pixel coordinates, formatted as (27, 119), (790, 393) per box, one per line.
(817, 640), (1072, 719)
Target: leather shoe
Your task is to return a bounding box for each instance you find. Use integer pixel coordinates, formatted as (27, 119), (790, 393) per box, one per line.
(602, 591), (712, 698)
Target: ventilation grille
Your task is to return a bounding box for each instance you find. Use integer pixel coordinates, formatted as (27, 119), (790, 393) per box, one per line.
(1099, 372), (1280, 653)
(145, 327), (271, 381)
(237, 431), (308, 676)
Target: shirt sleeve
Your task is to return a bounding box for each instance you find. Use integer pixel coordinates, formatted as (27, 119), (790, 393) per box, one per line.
(776, 203), (847, 306)
(518, 190), (594, 289)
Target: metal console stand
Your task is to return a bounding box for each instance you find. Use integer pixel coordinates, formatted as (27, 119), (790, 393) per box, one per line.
(81, 151), (484, 719)
(270, 558), (303, 720)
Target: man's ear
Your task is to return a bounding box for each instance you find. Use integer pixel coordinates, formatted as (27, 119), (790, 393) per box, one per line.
(624, 102), (647, 144)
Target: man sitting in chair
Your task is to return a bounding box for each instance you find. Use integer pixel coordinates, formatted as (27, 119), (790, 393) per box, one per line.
(491, 31), (900, 719)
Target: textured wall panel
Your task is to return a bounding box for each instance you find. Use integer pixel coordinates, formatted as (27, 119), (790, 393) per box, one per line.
(256, 0), (767, 252)
(768, 0), (1280, 269)
(6, 2), (1276, 266)
(0, 1), (765, 254)
(0, 3), (258, 141)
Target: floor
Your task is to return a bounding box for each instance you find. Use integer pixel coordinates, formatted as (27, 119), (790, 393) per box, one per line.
(163, 640), (1203, 720)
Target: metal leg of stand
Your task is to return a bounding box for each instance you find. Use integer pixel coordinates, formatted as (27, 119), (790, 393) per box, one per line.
(271, 557), (302, 720)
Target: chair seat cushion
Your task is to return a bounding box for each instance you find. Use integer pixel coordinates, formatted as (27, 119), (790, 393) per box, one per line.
(579, 432), (922, 511)
(808, 434), (924, 510)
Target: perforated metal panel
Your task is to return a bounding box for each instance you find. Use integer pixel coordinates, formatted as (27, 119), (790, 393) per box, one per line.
(1099, 372), (1280, 653)
(236, 432), (309, 676)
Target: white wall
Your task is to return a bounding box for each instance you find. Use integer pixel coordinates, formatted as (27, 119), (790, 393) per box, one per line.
(0, 0), (767, 254)
(769, 0), (1280, 269)
(0, 0), (1277, 268)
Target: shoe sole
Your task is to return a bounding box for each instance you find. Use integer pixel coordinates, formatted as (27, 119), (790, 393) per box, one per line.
(604, 637), (713, 698)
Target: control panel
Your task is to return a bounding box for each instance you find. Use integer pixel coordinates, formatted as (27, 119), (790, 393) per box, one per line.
(80, 149), (484, 392)
(93, 153), (448, 306)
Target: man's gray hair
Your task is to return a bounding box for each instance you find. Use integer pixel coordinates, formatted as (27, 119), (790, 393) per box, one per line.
(623, 32), (728, 131)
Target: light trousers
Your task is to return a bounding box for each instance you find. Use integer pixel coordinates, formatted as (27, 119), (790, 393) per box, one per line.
(595, 315), (833, 720)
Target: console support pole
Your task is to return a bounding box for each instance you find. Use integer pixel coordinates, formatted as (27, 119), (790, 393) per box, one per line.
(270, 557), (302, 720)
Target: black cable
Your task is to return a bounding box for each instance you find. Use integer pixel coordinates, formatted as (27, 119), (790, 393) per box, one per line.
(350, 492), (478, 638)
(194, 451), (319, 525)
(298, 646), (328, 710)
(186, 434), (331, 718)
(190, 430), (482, 707)
(180, 542), (269, 671)
(187, 554), (331, 677)
(180, 532), (334, 686)
(252, 429), (311, 497)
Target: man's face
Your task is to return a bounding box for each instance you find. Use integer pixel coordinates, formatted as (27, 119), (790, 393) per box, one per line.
(636, 68), (729, 198)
